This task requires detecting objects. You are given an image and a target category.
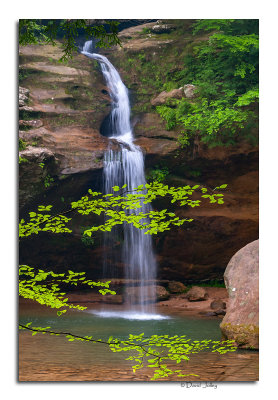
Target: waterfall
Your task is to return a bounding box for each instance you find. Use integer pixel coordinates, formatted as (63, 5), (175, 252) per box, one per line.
(82, 43), (157, 316)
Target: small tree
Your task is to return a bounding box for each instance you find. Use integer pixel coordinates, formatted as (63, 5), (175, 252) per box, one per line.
(19, 182), (236, 381)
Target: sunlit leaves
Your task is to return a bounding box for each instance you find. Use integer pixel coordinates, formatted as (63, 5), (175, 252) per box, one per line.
(19, 183), (226, 240)
(19, 265), (115, 315)
(19, 207), (72, 238)
(18, 183), (228, 380)
(235, 89), (259, 106)
(209, 33), (259, 53)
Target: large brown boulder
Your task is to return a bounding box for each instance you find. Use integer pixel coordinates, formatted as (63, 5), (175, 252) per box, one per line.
(151, 88), (184, 106)
(168, 281), (187, 293)
(220, 240), (259, 349)
(185, 286), (208, 301)
(156, 285), (170, 301)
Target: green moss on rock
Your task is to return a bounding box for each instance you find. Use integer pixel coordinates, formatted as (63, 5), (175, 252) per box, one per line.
(220, 322), (259, 349)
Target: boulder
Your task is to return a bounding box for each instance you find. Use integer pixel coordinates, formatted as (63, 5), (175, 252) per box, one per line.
(210, 299), (226, 310)
(156, 285), (170, 301)
(150, 85), (196, 106)
(220, 240), (259, 349)
(183, 84), (196, 99)
(168, 281), (187, 293)
(151, 88), (184, 106)
(185, 286), (208, 301)
(215, 309), (226, 316)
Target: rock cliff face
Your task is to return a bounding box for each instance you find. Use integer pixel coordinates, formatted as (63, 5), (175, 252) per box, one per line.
(19, 21), (258, 284)
(19, 43), (111, 208)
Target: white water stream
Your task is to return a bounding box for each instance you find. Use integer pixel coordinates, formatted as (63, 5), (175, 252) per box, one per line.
(82, 42), (159, 318)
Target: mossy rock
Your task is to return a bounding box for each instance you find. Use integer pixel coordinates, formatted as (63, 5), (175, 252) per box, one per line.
(220, 322), (259, 349)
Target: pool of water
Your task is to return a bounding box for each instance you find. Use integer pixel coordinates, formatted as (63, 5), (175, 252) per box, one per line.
(19, 302), (223, 341)
(18, 302), (259, 381)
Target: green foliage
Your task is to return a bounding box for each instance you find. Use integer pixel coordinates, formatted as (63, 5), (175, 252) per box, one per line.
(192, 19), (259, 36)
(177, 98), (251, 147)
(117, 51), (181, 114)
(19, 138), (27, 151)
(19, 265), (115, 315)
(81, 226), (95, 246)
(187, 280), (225, 289)
(234, 89), (259, 106)
(141, 27), (152, 34)
(19, 183), (226, 239)
(19, 156), (28, 164)
(19, 68), (30, 83)
(147, 165), (169, 183)
(156, 105), (177, 130)
(44, 174), (54, 188)
(43, 98), (55, 104)
(162, 81), (179, 92)
(156, 19), (258, 147)
(19, 324), (236, 380)
(19, 19), (121, 62)
(183, 166), (202, 178)
(18, 183), (233, 380)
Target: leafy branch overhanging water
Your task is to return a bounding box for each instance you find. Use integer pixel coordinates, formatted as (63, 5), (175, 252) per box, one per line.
(19, 183), (236, 380)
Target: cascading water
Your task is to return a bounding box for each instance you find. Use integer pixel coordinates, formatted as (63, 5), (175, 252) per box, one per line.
(82, 42), (159, 317)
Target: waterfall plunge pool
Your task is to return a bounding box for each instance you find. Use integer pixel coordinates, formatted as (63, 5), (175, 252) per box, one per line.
(19, 301), (259, 381)
(19, 302), (223, 342)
